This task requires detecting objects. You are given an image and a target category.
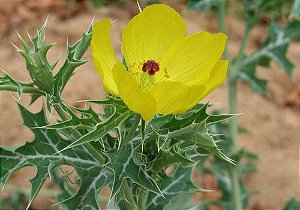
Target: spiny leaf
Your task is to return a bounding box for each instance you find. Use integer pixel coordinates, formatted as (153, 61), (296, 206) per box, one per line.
(0, 103), (111, 210)
(58, 97), (133, 152)
(0, 70), (44, 98)
(146, 165), (200, 210)
(38, 106), (98, 130)
(150, 149), (194, 172)
(237, 59), (268, 95)
(54, 23), (92, 93)
(15, 20), (55, 93)
(167, 121), (234, 164)
(61, 167), (113, 209)
(150, 103), (234, 133)
(108, 140), (162, 198)
(236, 21), (300, 94)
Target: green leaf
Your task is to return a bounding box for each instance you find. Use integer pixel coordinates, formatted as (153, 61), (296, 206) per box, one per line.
(150, 104), (234, 133)
(208, 161), (256, 210)
(147, 104), (234, 164)
(59, 97), (133, 152)
(0, 70), (44, 98)
(0, 104), (111, 210)
(236, 59), (268, 95)
(291, 0), (300, 20)
(54, 23), (92, 93)
(168, 121), (234, 164)
(38, 105), (99, 130)
(283, 198), (300, 210)
(236, 21), (300, 94)
(163, 193), (199, 210)
(151, 149), (194, 172)
(15, 20), (55, 93)
(146, 165), (200, 210)
(242, 0), (293, 19)
(108, 140), (162, 198)
(61, 168), (113, 209)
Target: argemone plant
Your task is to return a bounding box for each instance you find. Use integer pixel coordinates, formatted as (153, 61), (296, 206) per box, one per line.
(0, 3), (235, 210)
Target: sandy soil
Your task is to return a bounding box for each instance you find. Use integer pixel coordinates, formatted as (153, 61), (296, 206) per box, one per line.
(0, 0), (299, 209)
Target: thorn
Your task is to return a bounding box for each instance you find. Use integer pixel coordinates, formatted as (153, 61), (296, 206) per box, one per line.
(26, 31), (32, 40)
(137, 0), (142, 12)
(0, 67), (7, 74)
(10, 42), (20, 51)
(111, 18), (118, 25)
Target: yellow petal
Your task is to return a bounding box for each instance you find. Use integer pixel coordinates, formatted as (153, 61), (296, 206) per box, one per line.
(122, 4), (186, 72)
(91, 19), (119, 95)
(160, 32), (227, 86)
(112, 62), (157, 120)
(202, 60), (228, 98)
(152, 81), (205, 114)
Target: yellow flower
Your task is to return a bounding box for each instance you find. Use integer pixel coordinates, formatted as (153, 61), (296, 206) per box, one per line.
(91, 4), (228, 120)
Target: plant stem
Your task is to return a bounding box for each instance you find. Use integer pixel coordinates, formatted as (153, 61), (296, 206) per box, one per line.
(216, 1), (242, 209)
(0, 85), (45, 96)
(217, 0), (229, 58)
(235, 25), (251, 67)
(228, 79), (238, 151)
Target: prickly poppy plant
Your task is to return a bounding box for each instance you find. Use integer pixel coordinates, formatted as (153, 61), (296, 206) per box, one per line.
(0, 3), (235, 210)
(91, 4), (228, 120)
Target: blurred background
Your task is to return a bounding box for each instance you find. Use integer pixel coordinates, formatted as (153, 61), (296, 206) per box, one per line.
(0, 0), (299, 209)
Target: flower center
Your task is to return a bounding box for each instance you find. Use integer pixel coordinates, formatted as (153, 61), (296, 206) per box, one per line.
(142, 60), (160, 75)
(128, 59), (169, 92)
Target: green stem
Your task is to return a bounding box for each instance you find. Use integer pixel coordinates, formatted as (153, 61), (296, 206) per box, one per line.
(0, 85), (45, 96)
(228, 79), (238, 151)
(226, 18), (257, 210)
(216, 1), (242, 209)
(235, 25), (251, 66)
(123, 180), (138, 210)
(217, 0), (229, 58)
(229, 166), (242, 209)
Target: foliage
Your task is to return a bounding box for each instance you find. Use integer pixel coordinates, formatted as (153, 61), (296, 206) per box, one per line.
(291, 0), (300, 20)
(187, 0), (300, 209)
(283, 198), (300, 210)
(0, 20), (233, 210)
(234, 21), (300, 95)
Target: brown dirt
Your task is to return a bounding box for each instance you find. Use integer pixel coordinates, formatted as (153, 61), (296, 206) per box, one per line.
(0, 0), (299, 209)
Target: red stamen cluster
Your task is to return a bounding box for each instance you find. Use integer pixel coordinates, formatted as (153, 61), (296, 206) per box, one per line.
(142, 60), (160, 75)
